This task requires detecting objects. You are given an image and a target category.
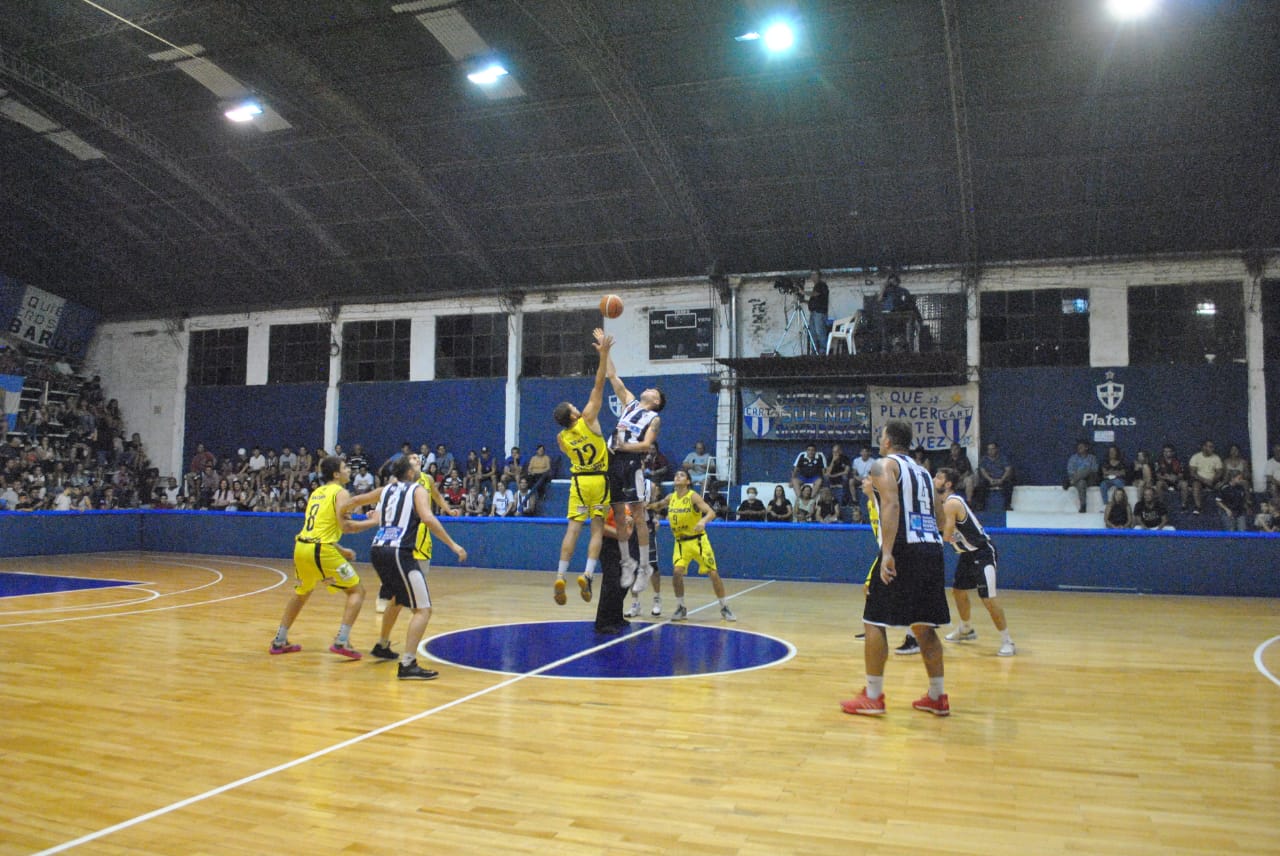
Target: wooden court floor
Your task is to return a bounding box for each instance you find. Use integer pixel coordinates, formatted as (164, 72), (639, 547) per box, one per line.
(2, 551), (1278, 855)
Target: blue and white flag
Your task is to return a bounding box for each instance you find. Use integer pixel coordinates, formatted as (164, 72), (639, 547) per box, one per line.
(1, 374), (23, 432)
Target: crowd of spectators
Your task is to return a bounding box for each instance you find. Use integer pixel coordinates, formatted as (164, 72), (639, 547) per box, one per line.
(1059, 438), (1277, 531)
(0, 369), (161, 512)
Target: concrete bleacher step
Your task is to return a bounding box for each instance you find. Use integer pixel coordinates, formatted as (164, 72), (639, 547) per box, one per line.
(1004, 511), (1107, 530)
(1011, 484), (1137, 514)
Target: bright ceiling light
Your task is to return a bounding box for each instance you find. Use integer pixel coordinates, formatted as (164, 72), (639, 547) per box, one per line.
(734, 31), (761, 42)
(1106, 0), (1158, 20)
(224, 101), (263, 122)
(1195, 300), (1216, 316)
(467, 63), (509, 86)
(762, 22), (795, 52)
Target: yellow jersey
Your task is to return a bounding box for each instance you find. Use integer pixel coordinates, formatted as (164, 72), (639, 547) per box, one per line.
(558, 418), (608, 475)
(298, 481), (344, 544)
(867, 494), (881, 546)
(667, 490), (702, 540)
(413, 474), (436, 559)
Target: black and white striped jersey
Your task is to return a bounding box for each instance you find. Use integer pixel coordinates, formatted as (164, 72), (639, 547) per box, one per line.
(372, 481), (423, 550)
(609, 399), (658, 453)
(945, 493), (991, 553)
(876, 453), (943, 548)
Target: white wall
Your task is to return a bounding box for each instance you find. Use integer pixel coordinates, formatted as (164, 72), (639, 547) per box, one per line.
(84, 253), (1276, 486)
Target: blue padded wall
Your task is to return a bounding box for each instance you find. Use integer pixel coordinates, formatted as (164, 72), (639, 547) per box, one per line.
(337, 378), (507, 466)
(4, 512), (1276, 597)
(185, 383), (328, 463)
(519, 373), (716, 469)
(979, 365), (1249, 485)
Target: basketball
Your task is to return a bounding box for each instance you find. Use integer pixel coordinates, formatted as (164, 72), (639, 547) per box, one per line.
(599, 294), (624, 319)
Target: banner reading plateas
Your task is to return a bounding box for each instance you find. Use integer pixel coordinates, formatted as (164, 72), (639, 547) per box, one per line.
(741, 388), (870, 441)
(868, 385), (976, 451)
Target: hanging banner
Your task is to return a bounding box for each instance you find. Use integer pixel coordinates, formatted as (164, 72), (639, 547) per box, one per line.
(868, 384), (976, 451)
(740, 387), (870, 442)
(0, 276), (99, 358)
(1, 374), (22, 432)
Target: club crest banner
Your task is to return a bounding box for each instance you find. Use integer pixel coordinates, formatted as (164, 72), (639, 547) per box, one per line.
(868, 385), (976, 451)
(740, 388), (870, 441)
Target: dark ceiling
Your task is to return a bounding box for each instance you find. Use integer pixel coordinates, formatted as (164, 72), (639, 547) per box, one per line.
(0, 0), (1276, 320)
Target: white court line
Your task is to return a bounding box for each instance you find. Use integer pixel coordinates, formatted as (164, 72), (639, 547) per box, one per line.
(32, 579), (776, 855)
(1253, 635), (1280, 688)
(0, 558), (288, 629)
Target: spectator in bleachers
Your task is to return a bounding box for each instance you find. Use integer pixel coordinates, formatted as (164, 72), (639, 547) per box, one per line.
(352, 463), (375, 493)
(296, 445), (314, 478)
(703, 477), (729, 520)
(211, 478), (234, 511)
(491, 477), (516, 517)
(464, 484), (488, 516)
(1136, 486), (1172, 527)
(1222, 443), (1250, 485)
(248, 446), (266, 473)
(526, 444), (554, 497)
(790, 443), (826, 496)
(943, 444), (976, 504)
(0, 477), (17, 509)
(646, 443), (671, 483)
(1187, 439), (1224, 516)
(1103, 485), (1132, 529)
(1154, 444), (1189, 507)
(911, 446), (933, 475)
(97, 487), (117, 510)
(1254, 501), (1276, 533)
(1215, 471), (1251, 531)
(815, 486), (840, 523)
(1098, 445), (1128, 505)
(514, 478), (539, 516)
(502, 446), (524, 486)
(766, 484), (793, 522)
(433, 443), (454, 476)
(441, 466), (465, 505)
(462, 449), (481, 492)
(974, 442), (1015, 511)
(14, 490), (35, 511)
(825, 443), (851, 503)
(424, 461), (442, 487)
(1130, 450), (1153, 495)
(736, 486), (767, 521)
(346, 444), (368, 473)
(279, 446), (298, 473)
(1064, 440), (1099, 513)
(477, 446), (498, 492)
(1267, 443), (1280, 506)
(682, 441), (714, 494)
(794, 483), (816, 522)
(190, 442), (216, 477)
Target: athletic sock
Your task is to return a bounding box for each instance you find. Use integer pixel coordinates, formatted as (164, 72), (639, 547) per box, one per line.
(400, 653), (415, 667)
(584, 558), (599, 578)
(866, 676), (885, 699)
(929, 677), (945, 700)
(1001, 629), (1013, 644)
(718, 598), (728, 608)
(557, 560), (569, 577)
(676, 596), (685, 607)
(378, 637), (391, 648)
(335, 623), (352, 646)
(273, 625), (289, 646)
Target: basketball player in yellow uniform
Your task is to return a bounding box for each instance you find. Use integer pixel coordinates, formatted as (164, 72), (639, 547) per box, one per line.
(648, 469), (736, 621)
(551, 330), (614, 605)
(270, 456), (379, 658)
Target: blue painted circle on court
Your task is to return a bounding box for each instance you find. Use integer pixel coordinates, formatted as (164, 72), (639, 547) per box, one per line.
(423, 620), (795, 679)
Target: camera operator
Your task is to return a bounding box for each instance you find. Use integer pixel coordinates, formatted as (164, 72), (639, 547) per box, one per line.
(806, 269), (829, 354)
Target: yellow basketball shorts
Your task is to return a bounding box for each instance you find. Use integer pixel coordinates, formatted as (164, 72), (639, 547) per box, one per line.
(566, 473), (609, 522)
(672, 534), (717, 575)
(292, 541), (360, 595)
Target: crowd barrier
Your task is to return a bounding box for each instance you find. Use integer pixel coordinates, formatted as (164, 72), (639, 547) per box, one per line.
(1, 511), (1276, 598)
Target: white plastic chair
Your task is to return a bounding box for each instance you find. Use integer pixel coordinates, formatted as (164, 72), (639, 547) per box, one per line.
(825, 314), (858, 355)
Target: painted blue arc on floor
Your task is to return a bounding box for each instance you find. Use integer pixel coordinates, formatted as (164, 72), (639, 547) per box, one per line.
(0, 572), (141, 597)
(424, 620), (795, 679)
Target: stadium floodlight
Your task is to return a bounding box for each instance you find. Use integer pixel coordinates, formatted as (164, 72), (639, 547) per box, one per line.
(467, 63), (509, 86)
(762, 22), (795, 52)
(1106, 0), (1158, 20)
(224, 101), (263, 122)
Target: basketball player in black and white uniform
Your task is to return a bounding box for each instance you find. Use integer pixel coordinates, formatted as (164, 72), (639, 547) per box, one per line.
(934, 467), (1016, 656)
(842, 419), (952, 717)
(367, 456), (467, 680)
(598, 328), (665, 593)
